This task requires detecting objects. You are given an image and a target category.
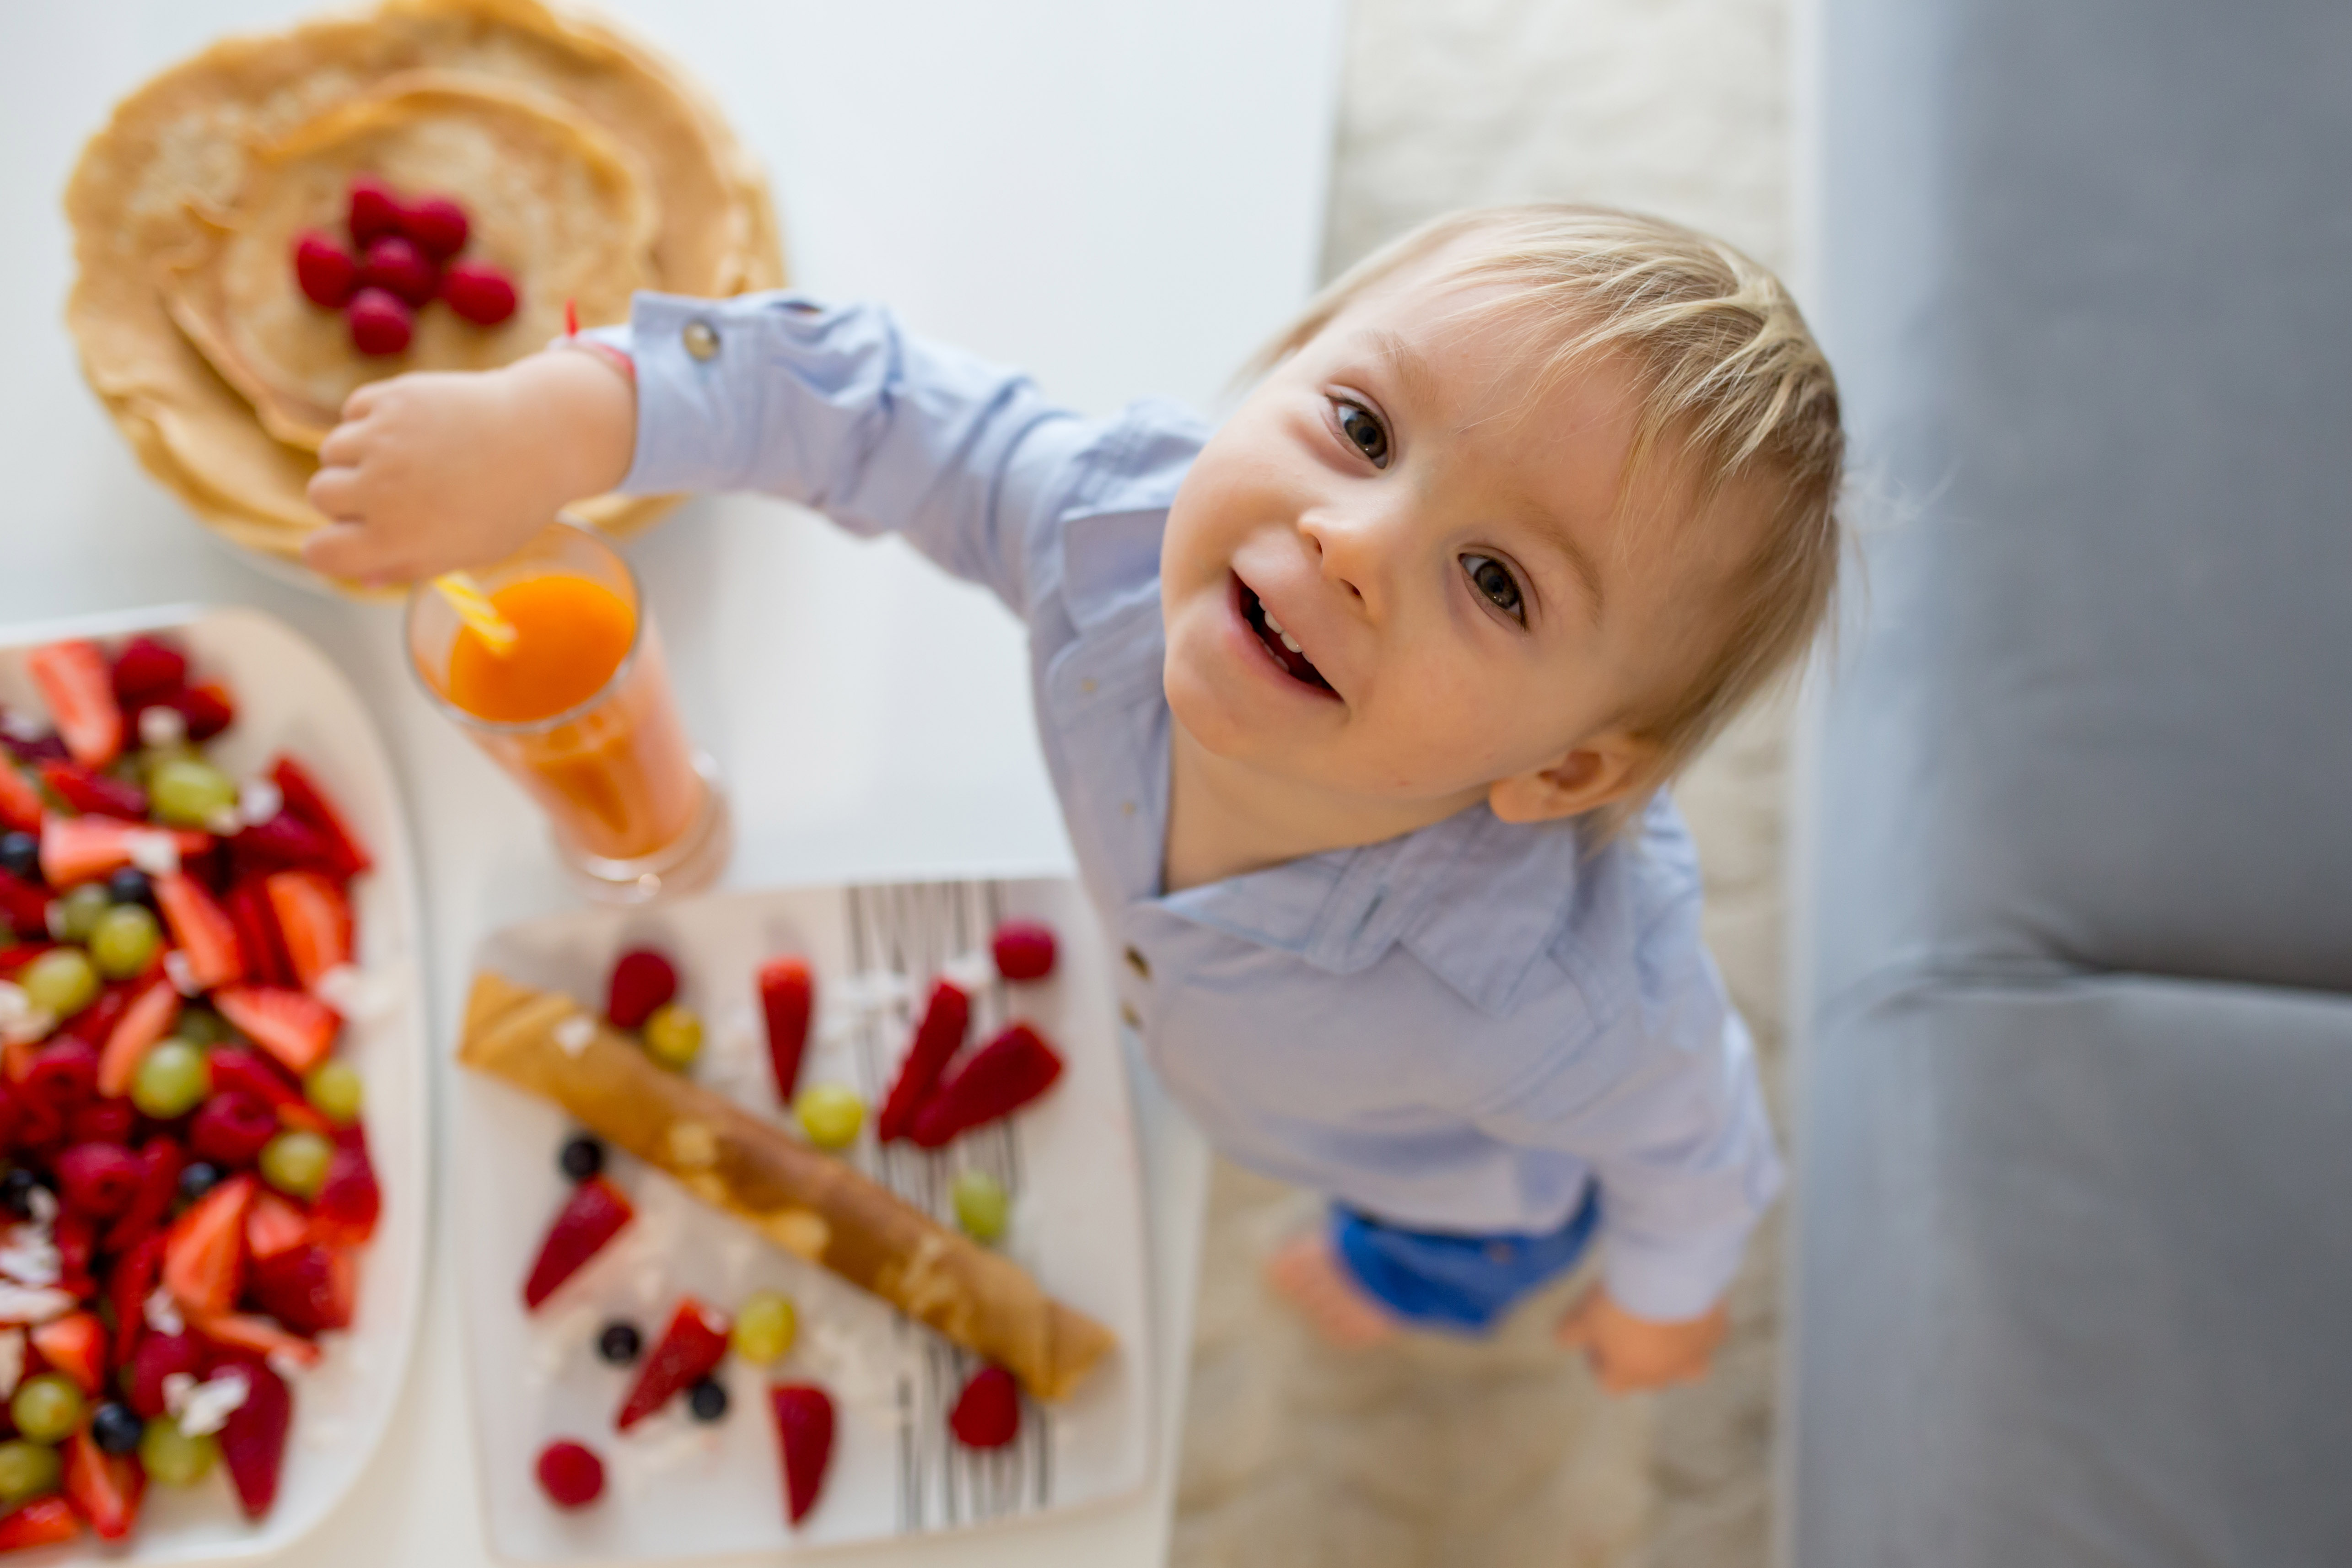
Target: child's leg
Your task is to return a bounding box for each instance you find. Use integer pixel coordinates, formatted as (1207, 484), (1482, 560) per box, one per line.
(1266, 1191), (1601, 1348)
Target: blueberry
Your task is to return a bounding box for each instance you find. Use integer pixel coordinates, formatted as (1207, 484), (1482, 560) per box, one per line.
(0, 1169), (41, 1220)
(596, 1320), (642, 1366)
(0, 832), (35, 883)
(91, 1402), (144, 1456)
(559, 1135), (605, 1183)
(106, 867), (154, 908)
(687, 1378), (729, 1423)
(178, 1161), (224, 1205)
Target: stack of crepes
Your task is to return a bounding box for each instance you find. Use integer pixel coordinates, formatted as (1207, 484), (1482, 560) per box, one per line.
(64, 0), (783, 583)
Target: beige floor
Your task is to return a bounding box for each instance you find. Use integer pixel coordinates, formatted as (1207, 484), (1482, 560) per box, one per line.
(1172, 3), (1797, 1563)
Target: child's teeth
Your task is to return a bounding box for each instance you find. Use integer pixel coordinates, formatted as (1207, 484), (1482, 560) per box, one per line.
(1279, 632), (1303, 654)
(1263, 610), (1285, 635)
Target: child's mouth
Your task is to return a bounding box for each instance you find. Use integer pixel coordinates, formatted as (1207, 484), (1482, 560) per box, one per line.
(1238, 582), (1335, 695)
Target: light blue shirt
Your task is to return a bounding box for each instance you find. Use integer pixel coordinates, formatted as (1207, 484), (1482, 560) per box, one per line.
(598, 292), (1782, 1320)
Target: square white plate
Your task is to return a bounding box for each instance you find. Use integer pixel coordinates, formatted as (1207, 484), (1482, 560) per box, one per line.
(458, 877), (1152, 1561)
(0, 604), (429, 1562)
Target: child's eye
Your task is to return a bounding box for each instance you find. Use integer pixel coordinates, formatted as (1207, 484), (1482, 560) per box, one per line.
(1461, 553), (1526, 624)
(1334, 400), (1390, 468)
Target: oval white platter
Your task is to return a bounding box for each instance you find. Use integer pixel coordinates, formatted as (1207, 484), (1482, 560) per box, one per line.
(0, 604), (429, 1563)
(459, 877), (1153, 1561)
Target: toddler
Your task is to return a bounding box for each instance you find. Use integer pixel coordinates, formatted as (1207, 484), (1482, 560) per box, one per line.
(306, 205), (1843, 1390)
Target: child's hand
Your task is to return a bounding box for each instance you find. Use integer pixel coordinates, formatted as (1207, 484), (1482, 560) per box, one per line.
(302, 349), (635, 586)
(1555, 1286), (1728, 1393)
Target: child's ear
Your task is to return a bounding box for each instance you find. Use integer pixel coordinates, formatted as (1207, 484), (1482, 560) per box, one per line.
(1487, 733), (1658, 824)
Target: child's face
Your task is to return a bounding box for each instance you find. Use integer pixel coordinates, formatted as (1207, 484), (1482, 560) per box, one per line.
(1161, 266), (1733, 822)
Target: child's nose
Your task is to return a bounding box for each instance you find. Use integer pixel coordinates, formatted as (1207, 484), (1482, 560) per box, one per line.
(1298, 497), (1400, 616)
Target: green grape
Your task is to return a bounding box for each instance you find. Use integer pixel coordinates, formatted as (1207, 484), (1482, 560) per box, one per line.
(303, 1061), (365, 1126)
(148, 758), (237, 829)
(53, 884), (110, 944)
(173, 1006), (234, 1048)
(641, 1004), (703, 1071)
(132, 1041), (212, 1120)
(951, 1169), (1011, 1244)
(139, 1419), (219, 1487)
(9, 1376), (82, 1445)
(89, 903), (161, 980)
(134, 742), (199, 785)
(793, 1083), (864, 1152)
(729, 1291), (797, 1366)
(19, 948), (97, 1019)
(0, 1441), (59, 1506)
(259, 1129), (333, 1199)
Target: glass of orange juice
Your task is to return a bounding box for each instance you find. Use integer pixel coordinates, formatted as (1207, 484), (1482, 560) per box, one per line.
(404, 517), (728, 903)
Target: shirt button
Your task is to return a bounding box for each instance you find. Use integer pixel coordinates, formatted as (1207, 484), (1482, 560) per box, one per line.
(1080, 677), (1097, 695)
(1124, 946), (1150, 981)
(682, 320), (721, 360)
(1120, 801), (1136, 817)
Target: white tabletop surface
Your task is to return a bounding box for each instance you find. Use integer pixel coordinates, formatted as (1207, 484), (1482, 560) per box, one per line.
(0, 1), (1340, 1562)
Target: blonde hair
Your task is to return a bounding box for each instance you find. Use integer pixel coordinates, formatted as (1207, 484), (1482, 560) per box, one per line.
(1256, 204), (1845, 832)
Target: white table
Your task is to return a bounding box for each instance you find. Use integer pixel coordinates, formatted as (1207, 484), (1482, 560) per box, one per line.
(0, 2), (1341, 1561)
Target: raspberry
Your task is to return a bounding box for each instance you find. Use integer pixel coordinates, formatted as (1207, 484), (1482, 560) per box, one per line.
(399, 195), (469, 259)
(604, 948), (677, 1030)
(441, 260), (519, 327)
(990, 919), (1057, 981)
(535, 1440), (604, 1509)
(346, 289), (413, 358)
(54, 1142), (142, 1219)
(291, 231), (357, 309)
(947, 1364), (1020, 1449)
(358, 237), (437, 307)
(346, 176), (405, 247)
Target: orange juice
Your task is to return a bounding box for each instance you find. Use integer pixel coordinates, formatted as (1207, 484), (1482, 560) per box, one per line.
(431, 571), (704, 865)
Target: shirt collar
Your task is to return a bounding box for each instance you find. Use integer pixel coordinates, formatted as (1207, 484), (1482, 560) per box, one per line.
(1156, 802), (1593, 1016)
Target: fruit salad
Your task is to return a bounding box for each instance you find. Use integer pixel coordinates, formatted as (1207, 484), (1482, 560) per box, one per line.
(511, 924), (1067, 1530)
(0, 634), (383, 1546)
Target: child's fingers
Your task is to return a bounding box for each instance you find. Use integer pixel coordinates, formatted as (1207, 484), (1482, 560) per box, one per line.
(339, 378), (386, 422)
(300, 520), (387, 583)
(306, 463), (362, 523)
(317, 419), (371, 468)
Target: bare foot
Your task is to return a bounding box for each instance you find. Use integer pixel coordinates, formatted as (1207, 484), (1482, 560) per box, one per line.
(1264, 1231), (1402, 1349)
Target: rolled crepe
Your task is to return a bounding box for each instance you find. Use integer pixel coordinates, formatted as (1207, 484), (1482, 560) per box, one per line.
(459, 971), (1114, 1401)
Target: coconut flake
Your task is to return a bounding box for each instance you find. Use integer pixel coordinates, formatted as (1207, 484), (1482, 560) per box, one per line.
(314, 964), (399, 1023)
(237, 776), (283, 827)
(0, 1226), (61, 1289)
(553, 1014), (596, 1057)
(0, 1330), (24, 1400)
(0, 1284), (78, 1326)
(25, 1190), (54, 1228)
(137, 705), (188, 749)
(145, 1288), (184, 1336)
(172, 1368), (253, 1436)
(125, 829), (182, 878)
(939, 950), (996, 994)
(163, 949), (200, 997)
(0, 984), (52, 1047)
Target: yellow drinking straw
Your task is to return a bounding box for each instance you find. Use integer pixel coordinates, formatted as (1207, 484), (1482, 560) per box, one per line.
(433, 571), (519, 657)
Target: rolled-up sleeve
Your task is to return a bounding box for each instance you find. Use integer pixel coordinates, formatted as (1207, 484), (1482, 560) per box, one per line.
(589, 291), (1089, 617)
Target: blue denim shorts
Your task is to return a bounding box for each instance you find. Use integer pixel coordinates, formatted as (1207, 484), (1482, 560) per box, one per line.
(1331, 1186), (1601, 1333)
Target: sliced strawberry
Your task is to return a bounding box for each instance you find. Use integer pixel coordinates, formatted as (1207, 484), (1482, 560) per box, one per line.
(54, 982), (128, 1050)
(154, 872), (243, 990)
(61, 1427), (142, 1541)
(0, 765), (42, 834)
(604, 948), (676, 1030)
(263, 870), (351, 990)
(108, 636), (187, 703)
(877, 980), (970, 1142)
(37, 761), (144, 820)
(947, 1363), (1021, 1449)
(248, 1243), (354, 1335)
(30, 1311), (106, 1396)
(97, 975), (180, 1098)
(907, 1022), (1065, 1148)
(223, 879), (295, 988)
(163, 1172), (256, 1317)
(53, 1210), (94, 1297)
(524, 1175), (632, 1310)
(38, 816), (208, 889)
(108, 1230), (166, 1366)
(759, 957), (814, 1104)
(205, 1049), (328, 1135)
(0, 873), (45, 941)
(616, 1297), (730, 1430)
(990, 919), (1058, 981)
(310, 1138), (380, 1248)
(188, 1311), (320, 1369)
(125, 1331), (203, 1418)
(216, 1355), (291, 1520)
(0, 1497), (82, 1550)
(213, 986), (337, 1075)
(132, 682), (233, 744)
(245, 1191), (312, 1261)
(269, 757), (370, 876)
(26, 642), (121, 769)
(770, 1384), (836, 1525)
(106, 1139), (184, 1252)
(231, 815), (345, 881)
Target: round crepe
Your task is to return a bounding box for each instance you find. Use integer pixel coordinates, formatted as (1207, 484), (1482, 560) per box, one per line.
(163, 74), (659, 450)
(65, 0), (785, 582)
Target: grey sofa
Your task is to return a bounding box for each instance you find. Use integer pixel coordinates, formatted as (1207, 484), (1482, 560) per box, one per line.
(1787, 2), (2352, 1564)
